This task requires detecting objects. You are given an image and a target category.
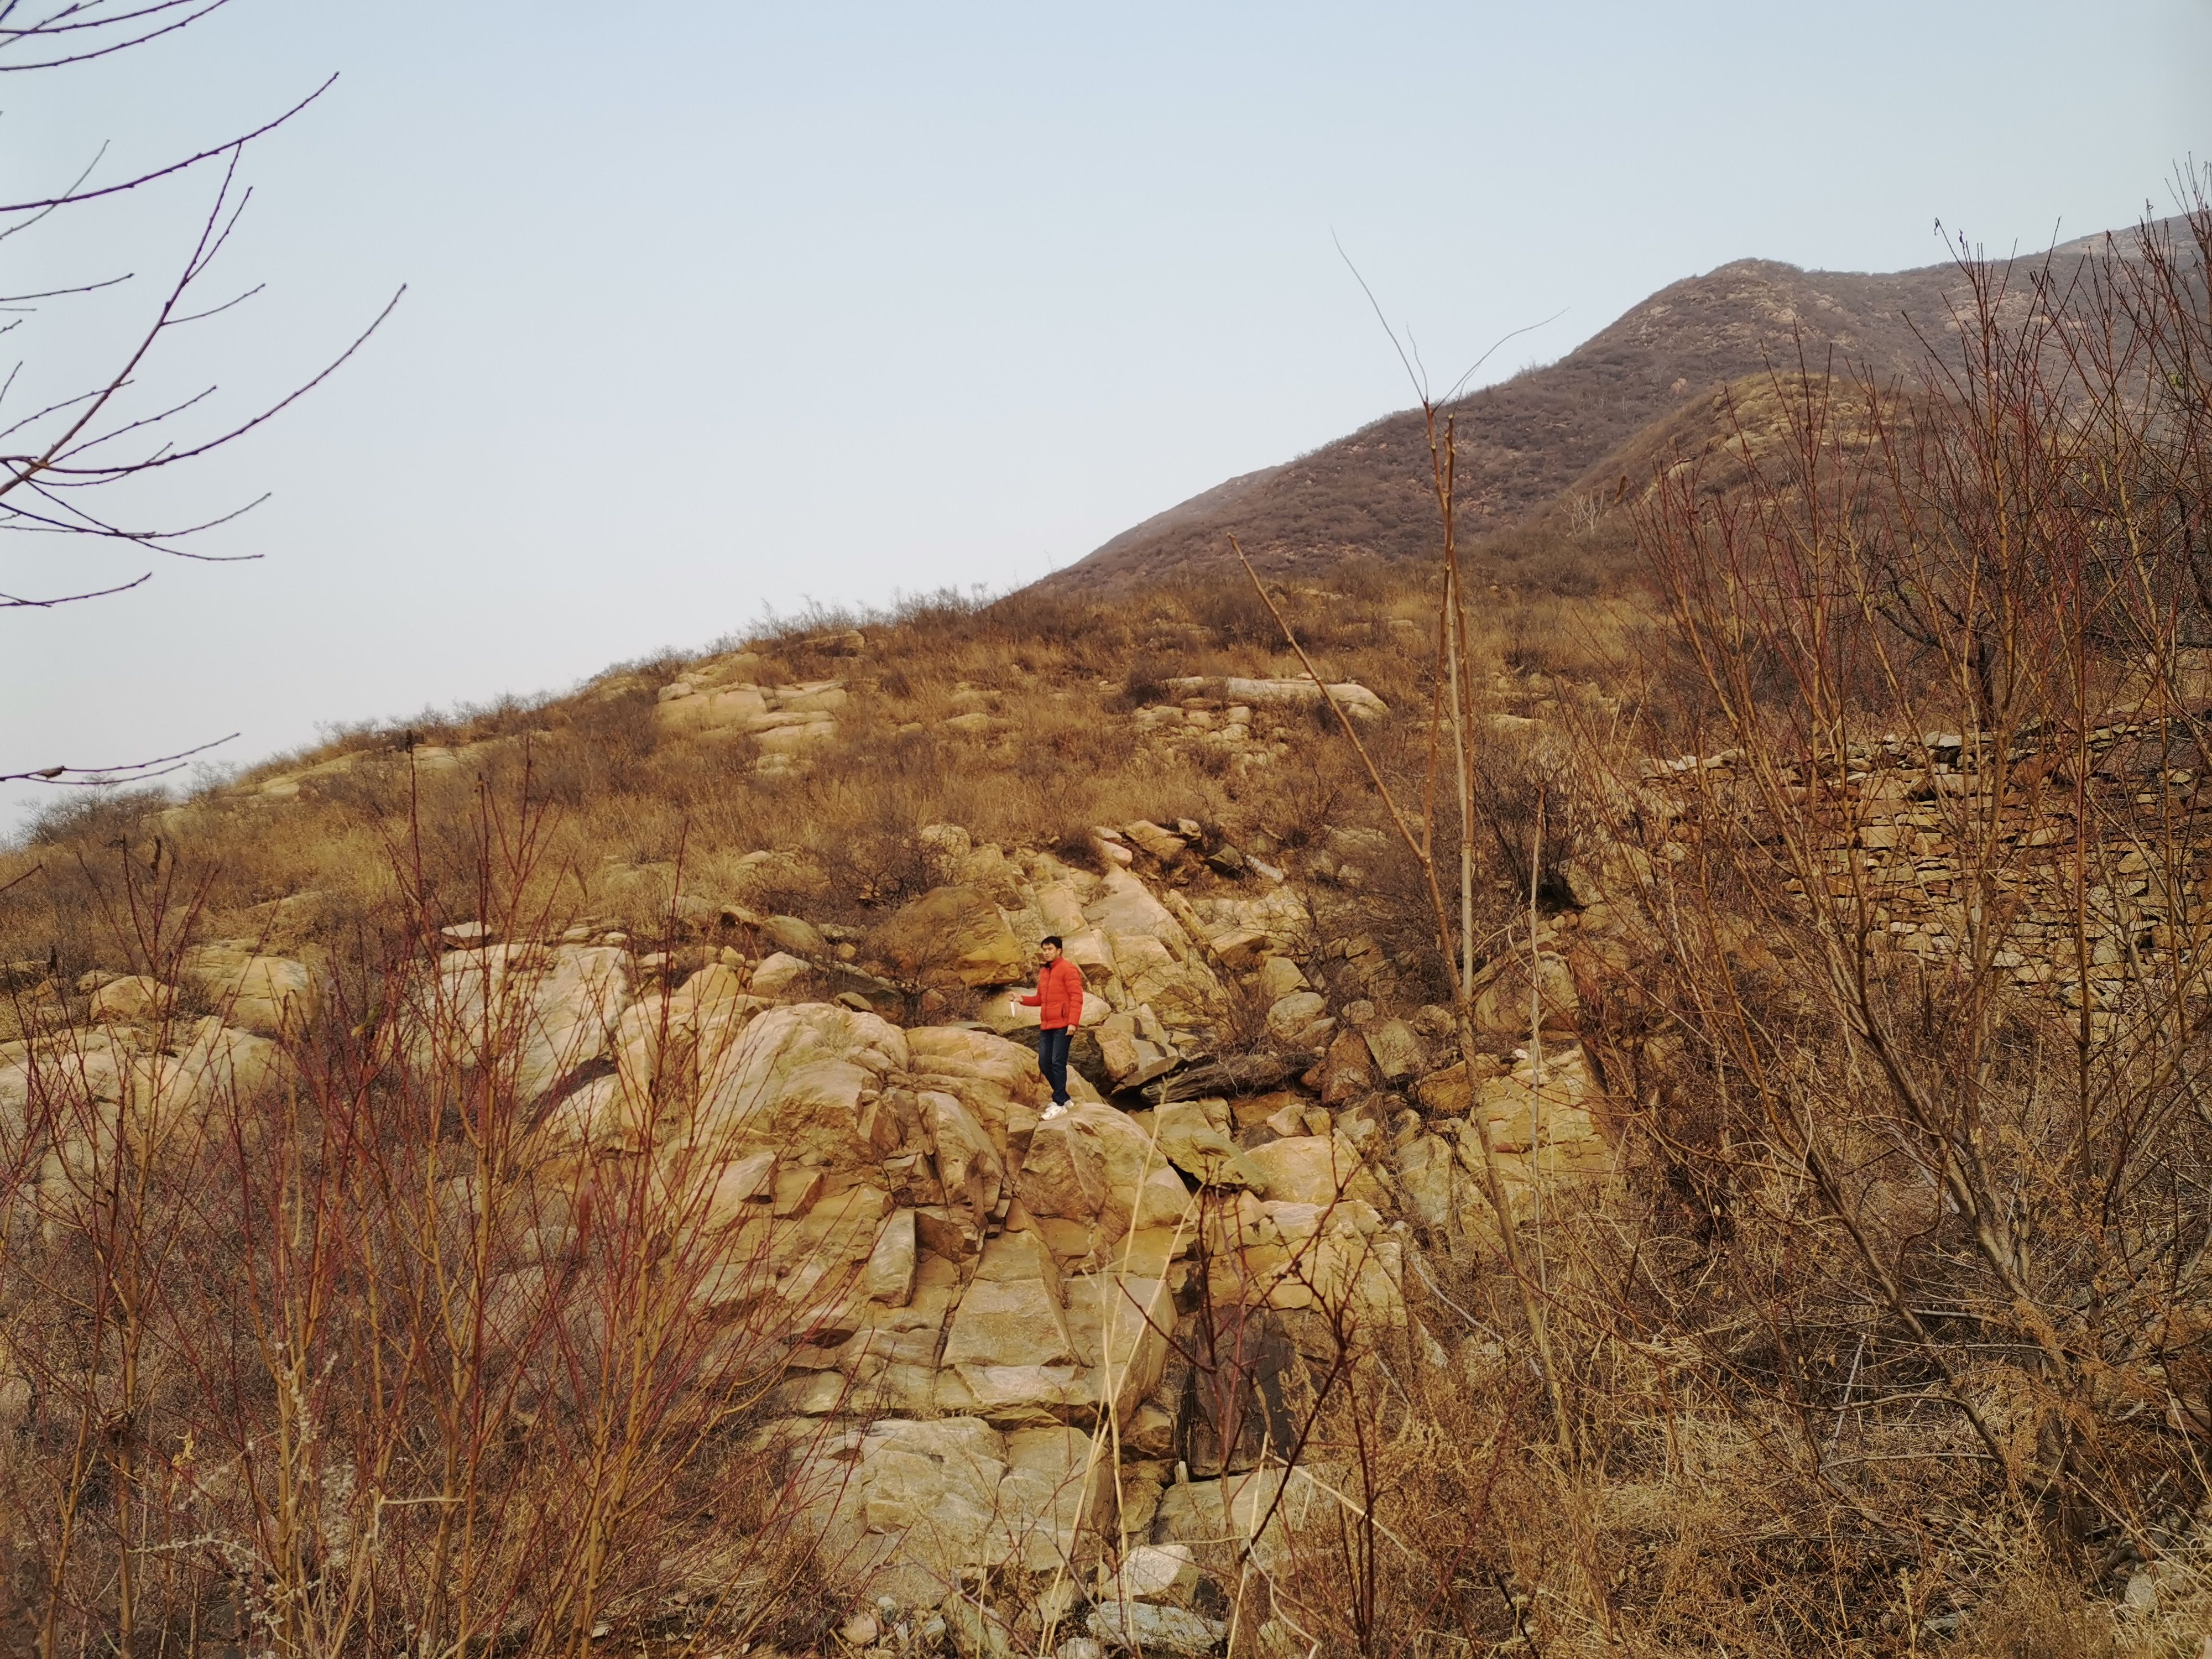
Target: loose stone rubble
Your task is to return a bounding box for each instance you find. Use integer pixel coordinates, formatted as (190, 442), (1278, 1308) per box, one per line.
(1637, 714), (2212, 1036)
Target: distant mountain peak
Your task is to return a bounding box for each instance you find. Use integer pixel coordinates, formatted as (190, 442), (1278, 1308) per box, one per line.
(1037, 221), (2192, 597)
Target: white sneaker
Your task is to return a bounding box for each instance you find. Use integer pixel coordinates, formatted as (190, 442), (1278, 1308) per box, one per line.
(1040, 1103), (1068, 1121)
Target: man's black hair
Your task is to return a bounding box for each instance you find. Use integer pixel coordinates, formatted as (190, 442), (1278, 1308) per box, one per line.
(1041, 935), (1063, 949)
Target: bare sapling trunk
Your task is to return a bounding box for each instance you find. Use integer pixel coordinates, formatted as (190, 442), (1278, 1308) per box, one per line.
(1232, 389), (1575, 1455)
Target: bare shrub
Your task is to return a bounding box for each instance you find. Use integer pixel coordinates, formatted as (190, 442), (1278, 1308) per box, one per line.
(0, 792), (833, 1656)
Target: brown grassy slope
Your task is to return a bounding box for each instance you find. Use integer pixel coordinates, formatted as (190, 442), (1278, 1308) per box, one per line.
(1042, 231), (2178, 598)
(0, 569), (1633, 998)
(4, 357), (1864, 992)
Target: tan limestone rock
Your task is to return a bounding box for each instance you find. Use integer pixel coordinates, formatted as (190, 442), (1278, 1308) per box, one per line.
(1165, 675), (1389, 722)
(999, 1424), (1113, 1571)
(1392, 1134), (1456, 1228)
(867, 886), (1028, 987)
(865, 1208), (917, 1305)
(797, 1416), (1011, 1604)
(921, 1088), (1005, 1230)
(1243, 1134), (1381, 1206)
(1265, 991), (1329, 1044)
(1112, 936), (1224, 1026)
(699, 1149), (778, 1229)
(1155, 1100), (1264, 1190)
(178, 945), (320, 1040)
(1470, 949), (1579, 1040)
(1317, 1028), (1375, 1105)
(1363, 1017), (1426, 1081)
(1067, 1267), (1176, 1424)
(748, 951), (812, 998)
(1256, 956), (1310, 1001)
(1414, 1052), (1507, 1115)
(1015, 1102), (1192, 1245)
(89, 976), (174, 1025)
(1083, 869), (1187, 948)
(655, 683), (768, 734)
(1121, 821), (1189, 862)
(941, 1237), (1084, 1423)
(413, 943), (632, 1106)
(689, 1001), (910, 1168)
(124, 1019), (294, 1154)
(763, 915), (828, 958)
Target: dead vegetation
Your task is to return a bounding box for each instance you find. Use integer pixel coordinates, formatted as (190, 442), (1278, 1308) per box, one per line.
(2, 198), (2209, 1659)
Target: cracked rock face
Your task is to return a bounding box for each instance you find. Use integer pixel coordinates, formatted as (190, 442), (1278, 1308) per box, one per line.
(25, 822), (1624, 1629)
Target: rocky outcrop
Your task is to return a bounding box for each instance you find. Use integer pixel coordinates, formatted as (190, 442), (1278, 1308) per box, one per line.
(2, 1016), (294, 1192)
(655, 665), (851, 774)
(408, 941), (633, 1107)
(177, 944), (320, 1039)
(23, 821), (1626, 1637)
(865, 885), (1028, 987)
(796, 1416), (1113, 1608)
(1164, 675), (1389, 721)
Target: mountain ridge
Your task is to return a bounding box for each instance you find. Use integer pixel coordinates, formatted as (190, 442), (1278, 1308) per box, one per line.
(1040, 225), (2185, 596)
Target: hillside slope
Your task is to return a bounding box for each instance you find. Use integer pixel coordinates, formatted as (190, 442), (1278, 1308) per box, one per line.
(1044, 227), (2171, 596)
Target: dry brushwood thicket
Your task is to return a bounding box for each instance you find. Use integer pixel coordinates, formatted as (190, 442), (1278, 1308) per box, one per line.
(4, 200), (2212, 1659)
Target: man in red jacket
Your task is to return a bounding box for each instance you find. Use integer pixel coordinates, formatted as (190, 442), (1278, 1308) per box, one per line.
(1021, 935), (1086, 1119)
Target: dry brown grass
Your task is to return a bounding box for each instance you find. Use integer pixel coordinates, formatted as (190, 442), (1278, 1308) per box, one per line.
(0, 560), (1624, 989)
(11, 207), (2203, 1659)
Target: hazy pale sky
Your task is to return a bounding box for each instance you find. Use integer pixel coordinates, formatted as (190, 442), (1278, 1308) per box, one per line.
(4, 1), (2208, 824)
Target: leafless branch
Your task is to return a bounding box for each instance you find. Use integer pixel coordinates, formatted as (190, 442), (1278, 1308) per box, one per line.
(0, 731), (236, 785)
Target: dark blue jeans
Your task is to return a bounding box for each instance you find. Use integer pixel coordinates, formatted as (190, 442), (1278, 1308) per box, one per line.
(1037, 1026), (1073, 1105)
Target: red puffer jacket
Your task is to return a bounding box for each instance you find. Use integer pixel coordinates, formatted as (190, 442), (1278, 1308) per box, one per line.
(1020, 956), (1087, 1030)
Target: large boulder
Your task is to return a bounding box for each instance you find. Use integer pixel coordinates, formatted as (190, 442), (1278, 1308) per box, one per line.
(1111, 934), (1223, 1027)
(942, 1233), (1076, 1371)
(655, 682), (768, 734)
(1392, 1133), (1457, 1229)
(1164, 675), (1388, 722)
(690, 1001), (910, 1167)
(413, 943), (633, 1106)
(1317, 1028), (1375, 1105)
(935, 1230), (1175, 1429)
(794, 1414), (1110, 1604)
(1363, 1017), (1427, 1081)
(1154, 1100), (1264, 1190)
(1067, 1265), (1176, 1424)
(178, 945), (320, 1039)
(1082, 869), (1187, 948)
(1015, 1103), (1192, 1248)
(131, 1018), (291, 1129)
(1149, 1464), (1303, 1569)
(1201, 1194), (1405, 1328)
(1242, 1134), (1381, 1206)
(597, 965), (772, 1148)
(1452, 1047), (1613, 1199)
(89, 975), (174, 1025)
(868, 886), (1028, 987)
(796, 1416), (1011, 1604)
(7, 1019), (293, 1186)
(762, 914), (828, 959)
(906, 1023), (1108, 1136)
(1470, 948), (1579, 1040)
(920, 1088), (1004, 1230)
(1264, 991), (1329, 1045)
